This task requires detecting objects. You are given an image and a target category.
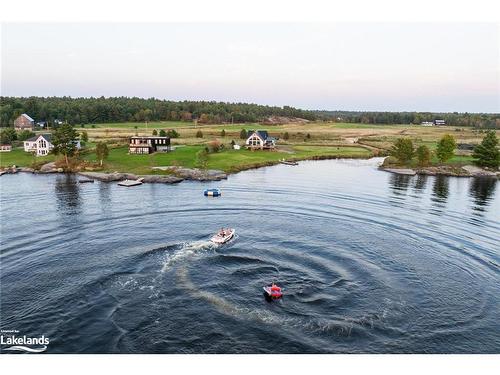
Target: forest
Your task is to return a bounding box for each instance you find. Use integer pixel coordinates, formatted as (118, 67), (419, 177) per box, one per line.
(0, 96), (498, 128)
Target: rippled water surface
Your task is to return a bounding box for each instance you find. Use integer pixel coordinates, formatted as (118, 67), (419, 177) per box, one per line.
(1, 158), (499, 353)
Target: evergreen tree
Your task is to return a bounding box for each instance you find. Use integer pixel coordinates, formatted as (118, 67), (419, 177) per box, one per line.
(196, 130), (203, 138)
(473, 130), (499, 168)
(159, 129), (167, 137)
(239, 129), (247, 139)
(0, 128), (17, 144)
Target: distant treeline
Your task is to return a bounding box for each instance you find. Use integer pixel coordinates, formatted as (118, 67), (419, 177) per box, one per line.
(0, 96), (498, 128)
(0, 96), (316, 126)
(314, 110), (499, 128)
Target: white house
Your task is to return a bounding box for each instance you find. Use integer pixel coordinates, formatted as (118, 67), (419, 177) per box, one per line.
(421, 121), (434, 127)
(24, 134), (81, 156)
(245, 130), (276, 150)
(24, 134), (54, 156)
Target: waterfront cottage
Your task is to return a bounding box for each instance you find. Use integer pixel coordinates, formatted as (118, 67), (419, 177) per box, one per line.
(245, 130), (276, 150)
(0, 144), (12, 152)
(14, 114), (35, 130)
(129, 136), (171, 154)
(24, 134), (54, 156)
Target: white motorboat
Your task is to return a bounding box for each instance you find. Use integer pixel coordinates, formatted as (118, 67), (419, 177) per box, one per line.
(210, 228), (235, 244)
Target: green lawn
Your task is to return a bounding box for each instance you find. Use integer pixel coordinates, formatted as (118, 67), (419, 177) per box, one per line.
(208, 146), (371, 172)
(0, 148), (55, 168)
(83, 145), (203, 174)
(81, 144), (372, 174)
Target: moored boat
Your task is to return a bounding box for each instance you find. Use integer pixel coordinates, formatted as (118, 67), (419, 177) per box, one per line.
(204, 188), (221, 197)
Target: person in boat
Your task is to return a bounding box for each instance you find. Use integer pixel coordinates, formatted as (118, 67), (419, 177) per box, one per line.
(219, 228), (225, 237)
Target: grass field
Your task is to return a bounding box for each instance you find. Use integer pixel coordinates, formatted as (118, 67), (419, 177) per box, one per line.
(79, 145), (371, 174)
(0, 148), (54, 168)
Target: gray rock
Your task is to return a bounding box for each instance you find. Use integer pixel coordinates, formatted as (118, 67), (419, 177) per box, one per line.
(462, 165), (498, 177)
(139, 175), (184, 184)
(40, 162), (58, 173)
(78, 172), (130, 182)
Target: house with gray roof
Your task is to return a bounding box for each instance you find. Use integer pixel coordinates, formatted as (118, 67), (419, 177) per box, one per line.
(24, 134), (54, 156)
(245, 130), (276, 150)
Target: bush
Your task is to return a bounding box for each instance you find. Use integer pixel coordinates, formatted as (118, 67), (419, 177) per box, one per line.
(196, 130), (203, 138)
(416, 145), (431, 167)
(166, 129), (180, 138)
(436, 134), (456, 163)
(390, 138), (414, 165)
(239, 129), (247, 139)
(221, 129), (226, 137)
(80, 131), (88, 143)
(152, 129), (158, 136)
(283, 132), (290, 140)
(159, 129), (167, 137)
(207, 139), (222, 153)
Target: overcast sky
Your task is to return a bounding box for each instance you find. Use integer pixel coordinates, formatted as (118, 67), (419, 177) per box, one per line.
(1, 23), (498, 112)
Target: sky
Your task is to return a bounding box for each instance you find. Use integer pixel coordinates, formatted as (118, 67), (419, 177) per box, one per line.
(1, 23), (499, 113)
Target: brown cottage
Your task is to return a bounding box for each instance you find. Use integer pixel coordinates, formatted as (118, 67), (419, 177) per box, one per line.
(14, 114), (35, 130)
(129, 136), (171, 154)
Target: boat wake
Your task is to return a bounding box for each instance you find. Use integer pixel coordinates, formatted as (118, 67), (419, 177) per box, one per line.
(160, 240), (216, 273)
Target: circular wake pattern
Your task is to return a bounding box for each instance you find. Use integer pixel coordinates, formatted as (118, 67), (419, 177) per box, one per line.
(1, 159), (499, 353)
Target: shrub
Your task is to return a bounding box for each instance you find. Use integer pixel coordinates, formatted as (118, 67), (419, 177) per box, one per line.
(239, 129), (247, 139)
(152, 129), (158, 136)
(166, 129), (180, 138)
(208, 139), (222, 153)
(283, 132), (290, 140)
(196, 130), (203, 138)
(159, 129), (167, 137)
(221, 129), (226, 137)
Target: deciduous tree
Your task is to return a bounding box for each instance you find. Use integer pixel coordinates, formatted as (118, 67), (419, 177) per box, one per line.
(52, 124), (79, 167)
(436, 134), (456, 163)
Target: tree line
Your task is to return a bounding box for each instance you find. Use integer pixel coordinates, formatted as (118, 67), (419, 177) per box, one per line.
(1, 97), (497, 128)
(0, 96), (317, 126)
(314, 110), (499, 128)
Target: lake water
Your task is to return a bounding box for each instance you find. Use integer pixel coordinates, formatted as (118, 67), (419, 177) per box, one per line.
(1, 158), (499, 353)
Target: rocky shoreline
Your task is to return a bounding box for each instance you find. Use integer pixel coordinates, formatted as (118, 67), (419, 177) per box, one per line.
(0, 163), (227, 184)
(380, 165), (499, 178)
